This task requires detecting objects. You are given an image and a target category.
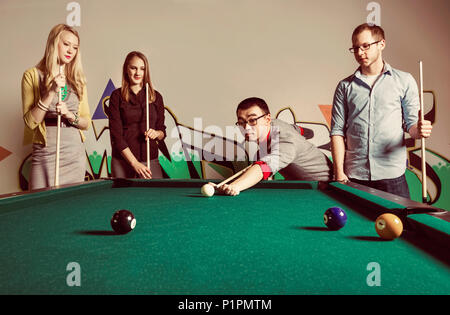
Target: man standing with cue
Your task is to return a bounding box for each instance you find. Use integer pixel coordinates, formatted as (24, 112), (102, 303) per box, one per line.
(330, 23), (433, 199)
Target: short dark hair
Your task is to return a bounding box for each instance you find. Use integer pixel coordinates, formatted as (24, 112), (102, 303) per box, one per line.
(236, 97), (270, 115)
(352, 23), (385, 42)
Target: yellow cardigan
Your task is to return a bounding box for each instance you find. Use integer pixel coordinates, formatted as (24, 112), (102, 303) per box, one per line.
(21, 67), (91, 145)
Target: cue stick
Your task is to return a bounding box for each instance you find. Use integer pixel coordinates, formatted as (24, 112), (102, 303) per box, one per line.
(216, 165), (253, 188)
(419, 61), (427, 203)
(54, 65), (63, 187)
(145, 83), (150, 170)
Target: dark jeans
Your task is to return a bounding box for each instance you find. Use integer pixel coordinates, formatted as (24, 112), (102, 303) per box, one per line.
(349, 174), (410, 199)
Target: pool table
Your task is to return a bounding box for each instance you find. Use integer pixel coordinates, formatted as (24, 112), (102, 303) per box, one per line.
(0, 178), (449, 295)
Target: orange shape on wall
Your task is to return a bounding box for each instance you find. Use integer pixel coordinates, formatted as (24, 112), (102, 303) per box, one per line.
(0, 146), (12, 162)
(318, 105), (332, 128)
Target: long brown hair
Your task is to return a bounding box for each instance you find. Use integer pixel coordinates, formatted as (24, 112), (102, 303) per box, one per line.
(121, 51), (156, 103)
(36, 24), (86, 98)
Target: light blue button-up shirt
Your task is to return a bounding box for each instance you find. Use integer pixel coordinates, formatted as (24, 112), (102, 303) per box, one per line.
(330, 62), (419, 180)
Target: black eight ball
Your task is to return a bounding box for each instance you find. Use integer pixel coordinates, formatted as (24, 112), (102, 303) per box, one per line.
(111, 210), (136, 234)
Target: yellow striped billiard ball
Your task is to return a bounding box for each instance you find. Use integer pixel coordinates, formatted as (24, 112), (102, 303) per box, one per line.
(375, 213), (403, 240)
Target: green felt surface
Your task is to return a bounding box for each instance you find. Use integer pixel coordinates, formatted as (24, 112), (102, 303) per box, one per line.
(408, 213), (450, 236)
(0, 180), (449, 294)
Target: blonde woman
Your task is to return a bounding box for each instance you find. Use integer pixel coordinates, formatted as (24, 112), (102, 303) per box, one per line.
(22, 24), (91, 190)
(108, 51), (166, 179)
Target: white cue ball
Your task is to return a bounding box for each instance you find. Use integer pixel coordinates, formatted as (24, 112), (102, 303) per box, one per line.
(201, 184), (215, 197)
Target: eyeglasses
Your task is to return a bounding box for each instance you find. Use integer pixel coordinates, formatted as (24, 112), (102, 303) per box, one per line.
(349, 40), (381, 53)
(235, 114), (267, 127)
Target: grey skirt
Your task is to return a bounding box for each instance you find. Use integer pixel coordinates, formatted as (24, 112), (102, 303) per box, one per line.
(30, 126), (85, 190)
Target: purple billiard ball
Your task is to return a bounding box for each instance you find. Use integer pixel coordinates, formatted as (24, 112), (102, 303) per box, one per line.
(324, 207), (347, 230)
(111, 210), (136, 234)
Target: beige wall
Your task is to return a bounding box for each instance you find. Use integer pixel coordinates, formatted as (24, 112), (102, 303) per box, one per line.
(0, 0), (449, 194)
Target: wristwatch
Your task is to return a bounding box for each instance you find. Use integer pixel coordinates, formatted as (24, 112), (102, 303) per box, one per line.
(70, 112), (80, 126)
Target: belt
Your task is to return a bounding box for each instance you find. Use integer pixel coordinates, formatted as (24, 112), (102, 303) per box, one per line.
(44, 117), (72, 127)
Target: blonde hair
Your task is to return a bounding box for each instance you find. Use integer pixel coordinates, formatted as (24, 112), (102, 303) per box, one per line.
(121, 51), (156, 103)
(36, 24), (86, 98)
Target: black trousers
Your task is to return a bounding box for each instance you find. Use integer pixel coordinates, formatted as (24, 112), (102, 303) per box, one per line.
(111, 157), (164, 179)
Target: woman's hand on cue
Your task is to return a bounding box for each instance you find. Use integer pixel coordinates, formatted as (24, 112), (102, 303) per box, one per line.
(145, 129), (163, 140)
(55, 102), (70, 116)
(53, 73), (66, 93)
(132, 161), (152, 179)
